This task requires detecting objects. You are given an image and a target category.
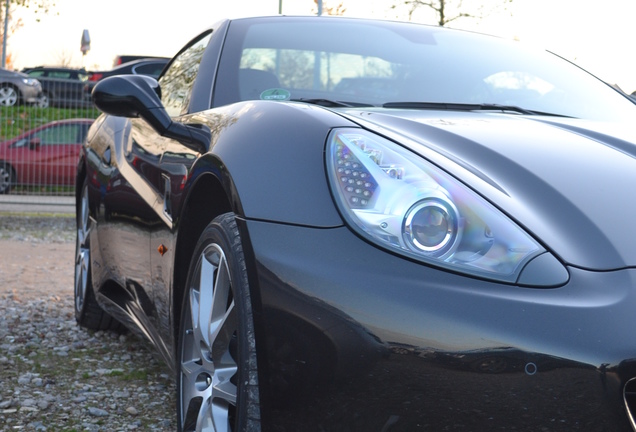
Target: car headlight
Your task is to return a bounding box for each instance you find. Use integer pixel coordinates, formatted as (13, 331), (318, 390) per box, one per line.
(22, 78), (38, 86)
(326, 128), (550, 284)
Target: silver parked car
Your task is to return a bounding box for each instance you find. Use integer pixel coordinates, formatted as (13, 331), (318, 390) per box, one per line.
(0, 68), (42, 106)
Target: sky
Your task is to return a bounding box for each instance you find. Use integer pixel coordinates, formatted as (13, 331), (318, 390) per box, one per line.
(7, 0), (636, 93)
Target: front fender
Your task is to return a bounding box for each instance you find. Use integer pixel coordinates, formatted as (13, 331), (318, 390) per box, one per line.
(187, 101), (354, 227)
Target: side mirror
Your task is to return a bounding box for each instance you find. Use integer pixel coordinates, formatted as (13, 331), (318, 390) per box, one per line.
(91, 75), (210, 153)
(29, 137), (41, 151)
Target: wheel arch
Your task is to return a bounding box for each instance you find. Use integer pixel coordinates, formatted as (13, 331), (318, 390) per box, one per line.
(171, 160), (272, 402)
(172, 170), (234, 348)
(75, 155), (87, 212)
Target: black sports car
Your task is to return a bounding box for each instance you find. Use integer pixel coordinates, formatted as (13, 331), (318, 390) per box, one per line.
(75, 15), (636, 431)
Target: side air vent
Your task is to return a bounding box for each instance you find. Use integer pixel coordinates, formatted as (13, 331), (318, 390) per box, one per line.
(624, 378), (636, 430)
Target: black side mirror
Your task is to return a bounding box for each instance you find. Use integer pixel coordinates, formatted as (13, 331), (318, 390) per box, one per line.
(91, 75), (210, 153)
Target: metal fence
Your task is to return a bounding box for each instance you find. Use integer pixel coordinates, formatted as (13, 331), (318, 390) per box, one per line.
(0, 82), (101, 201)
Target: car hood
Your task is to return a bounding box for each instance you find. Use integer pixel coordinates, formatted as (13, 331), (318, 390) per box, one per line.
(340, 109), (636, 271)
(0, 68), (27, 78)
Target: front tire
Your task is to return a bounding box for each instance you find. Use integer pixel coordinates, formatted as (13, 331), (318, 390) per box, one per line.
(0, 162), (14, 194)
(74, 180), (121, 330)
(177, 213), (261, 432)
(0, 85), (19, 106)
(38, 91), (50, 108)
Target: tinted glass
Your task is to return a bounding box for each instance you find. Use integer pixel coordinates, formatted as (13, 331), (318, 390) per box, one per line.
(134, 63), (165, 77)
(13, 124), (85, 148)
(160, 32), (213, 117)
(216, 18), (636, 121)
(48, 71), (73, 79)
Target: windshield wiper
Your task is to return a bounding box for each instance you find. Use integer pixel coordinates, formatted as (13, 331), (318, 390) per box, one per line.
(293, 98), (373, 108)
(382, 102), (571, 117)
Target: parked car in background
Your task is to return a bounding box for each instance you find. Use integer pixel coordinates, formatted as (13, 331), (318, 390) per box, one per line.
(112, 54), (169, 67)
(0, 118), (93, 193)
(78, 15), (636, 431)
(85, 57), (169, 96)
(22, 66), (92, 108)
(0, 68), (42, 107)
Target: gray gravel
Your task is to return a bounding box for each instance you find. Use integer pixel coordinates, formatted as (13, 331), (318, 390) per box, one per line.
(0, 215), (177, 431)
(0, 215), (75, 243)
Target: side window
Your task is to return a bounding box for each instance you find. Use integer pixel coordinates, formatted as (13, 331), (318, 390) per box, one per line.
(50, 72), (72, 79)
(34, 124), (82, 146)
(134, 63), (166, 78)
(159, 31), (213, 117)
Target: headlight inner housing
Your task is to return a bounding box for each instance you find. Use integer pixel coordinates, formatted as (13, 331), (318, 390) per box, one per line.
(404, 198), (459, 256)
(326, 128), (544, 283)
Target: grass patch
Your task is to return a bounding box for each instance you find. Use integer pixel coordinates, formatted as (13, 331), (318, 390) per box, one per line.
(12, 185), (75, 194)
(122, 369), (149, 381)
(0, 105), (101, 140)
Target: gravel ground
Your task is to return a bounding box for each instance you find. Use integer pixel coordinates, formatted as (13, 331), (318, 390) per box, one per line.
(0, 215), (177, 431)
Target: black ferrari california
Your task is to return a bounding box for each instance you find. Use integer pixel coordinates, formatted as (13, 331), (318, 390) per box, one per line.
(75, 15), (636, 431)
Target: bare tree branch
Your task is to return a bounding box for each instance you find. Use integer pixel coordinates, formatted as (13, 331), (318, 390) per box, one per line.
(402, 0), (512, 27)
(0, 0), (55, 68)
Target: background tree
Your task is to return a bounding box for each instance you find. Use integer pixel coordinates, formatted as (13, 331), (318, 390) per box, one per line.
(1, 0), (55, 68)
(395, 0), (512, 27)
(54, 48), (73, 67)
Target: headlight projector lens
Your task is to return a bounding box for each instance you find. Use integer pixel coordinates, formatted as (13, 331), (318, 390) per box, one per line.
(404, 199), (458, 255)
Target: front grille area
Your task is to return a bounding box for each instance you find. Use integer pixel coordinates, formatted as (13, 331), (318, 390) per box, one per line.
(624, 378), (636, 430)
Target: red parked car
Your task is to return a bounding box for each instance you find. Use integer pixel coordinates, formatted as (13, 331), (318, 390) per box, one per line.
(0, 118), (93, 193)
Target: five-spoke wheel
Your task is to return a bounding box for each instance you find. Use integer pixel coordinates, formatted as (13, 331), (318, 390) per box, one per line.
(178, 213), (260, 432)
(75, 182), (91, 315)
(0, 85), (18, 106)
(74, 179), (121, 331)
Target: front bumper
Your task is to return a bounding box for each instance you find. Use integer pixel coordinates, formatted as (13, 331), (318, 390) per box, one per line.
(244, 219), (636, 431)
(21, 85), (42, 104)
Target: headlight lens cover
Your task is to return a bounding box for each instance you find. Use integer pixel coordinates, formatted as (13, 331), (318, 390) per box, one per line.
(326, 128), (545, 283)
(22, 78), (38, 86)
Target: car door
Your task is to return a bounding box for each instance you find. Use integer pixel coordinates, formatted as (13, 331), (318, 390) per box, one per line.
(11, 122), (86, 187)
(149, 31), (214, 346)
(98, 31), (214, 352)
(44, 70), (84, 108)
(47, 70), (75, 107)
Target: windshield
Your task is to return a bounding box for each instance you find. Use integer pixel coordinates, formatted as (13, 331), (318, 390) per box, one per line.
(214, 17), (636, 122)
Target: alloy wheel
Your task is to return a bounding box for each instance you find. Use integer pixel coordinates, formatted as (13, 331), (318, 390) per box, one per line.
(180, 243), (238, 432)
(0, 86), (18, 106)
(0, 164), (12, 194)
(38, 93), (50, 108)
(74, 184), (91, 313)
